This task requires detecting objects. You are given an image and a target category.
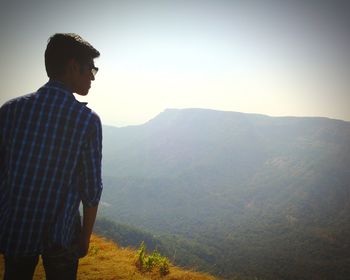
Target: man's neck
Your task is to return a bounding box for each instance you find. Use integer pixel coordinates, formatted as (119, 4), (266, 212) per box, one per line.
(51, 76), (74, 92)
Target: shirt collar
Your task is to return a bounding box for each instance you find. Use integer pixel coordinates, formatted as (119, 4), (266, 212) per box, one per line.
(41, 80), (88, 106)
(45, 79), (73, 94)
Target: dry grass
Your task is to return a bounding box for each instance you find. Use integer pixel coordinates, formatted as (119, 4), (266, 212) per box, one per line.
(0, 234), (217, 280)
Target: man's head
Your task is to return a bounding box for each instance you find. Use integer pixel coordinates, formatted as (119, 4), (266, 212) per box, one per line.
(45, 33), (100, 96)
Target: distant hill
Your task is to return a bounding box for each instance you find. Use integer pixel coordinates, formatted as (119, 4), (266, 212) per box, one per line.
(100, 108), (350, 280)
(94, 217), (163, 251)
(0, 234), (217, 280)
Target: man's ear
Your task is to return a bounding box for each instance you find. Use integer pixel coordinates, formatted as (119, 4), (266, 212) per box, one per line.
(66, 58), (80, 75)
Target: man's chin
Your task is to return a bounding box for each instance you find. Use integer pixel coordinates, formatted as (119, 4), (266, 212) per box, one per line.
(75, 90), (89, 96)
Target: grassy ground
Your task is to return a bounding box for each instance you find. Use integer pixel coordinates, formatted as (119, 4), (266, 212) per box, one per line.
(0, 234), (217, 280)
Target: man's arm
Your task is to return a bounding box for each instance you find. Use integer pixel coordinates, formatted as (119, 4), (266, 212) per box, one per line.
(0, 105), (6, 180)
(78, 205), (98, 257)
(78, 114), (103, 257)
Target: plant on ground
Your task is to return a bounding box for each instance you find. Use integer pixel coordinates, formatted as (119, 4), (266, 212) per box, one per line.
(136, 241), (170, 276)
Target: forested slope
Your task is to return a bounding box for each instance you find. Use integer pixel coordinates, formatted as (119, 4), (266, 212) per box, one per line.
(99, 109), (350, 279)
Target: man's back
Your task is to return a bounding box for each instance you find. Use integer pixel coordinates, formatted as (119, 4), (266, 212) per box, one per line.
(0, 80), (102, 256)
(0, 33), (102, 280)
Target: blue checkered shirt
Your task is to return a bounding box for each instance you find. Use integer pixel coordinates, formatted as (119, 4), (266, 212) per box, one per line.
(0, 80), (103, 256)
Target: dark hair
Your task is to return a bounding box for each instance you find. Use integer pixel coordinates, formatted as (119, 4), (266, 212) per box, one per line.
(45, 33), (100, 78)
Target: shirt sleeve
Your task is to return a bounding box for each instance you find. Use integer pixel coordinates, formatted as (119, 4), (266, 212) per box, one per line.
(0, 105), (5, 179)
(79, 114), (103, 207)
(0, 103), (9, 182)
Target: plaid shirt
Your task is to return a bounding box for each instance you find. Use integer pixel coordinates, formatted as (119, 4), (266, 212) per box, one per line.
(0, 80), (103, 256)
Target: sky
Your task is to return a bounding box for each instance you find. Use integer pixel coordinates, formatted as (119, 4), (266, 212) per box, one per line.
(1, 0), (350, 126)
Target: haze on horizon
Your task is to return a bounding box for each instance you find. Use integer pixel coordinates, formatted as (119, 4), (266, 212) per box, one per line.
(1, 0), (350, 127)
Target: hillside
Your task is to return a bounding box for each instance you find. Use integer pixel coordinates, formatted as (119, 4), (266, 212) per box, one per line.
(0, 234), (217, 280)
(99, 108), (350, 279)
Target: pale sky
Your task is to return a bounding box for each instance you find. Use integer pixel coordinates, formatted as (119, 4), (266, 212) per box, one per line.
(1, 0), (349, 126)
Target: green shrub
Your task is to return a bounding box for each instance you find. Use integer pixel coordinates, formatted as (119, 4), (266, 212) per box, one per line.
(136, 241), (170, 276)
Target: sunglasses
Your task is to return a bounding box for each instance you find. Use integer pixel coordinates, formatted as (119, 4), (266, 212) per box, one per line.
(91, 66), (99, 77)
(86, 62), (99, 77)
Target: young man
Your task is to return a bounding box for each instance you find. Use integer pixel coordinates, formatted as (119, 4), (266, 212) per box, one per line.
(0, 33), (103, 280)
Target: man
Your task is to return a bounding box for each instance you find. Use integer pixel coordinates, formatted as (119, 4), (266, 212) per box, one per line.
(0, 33), (103, 280)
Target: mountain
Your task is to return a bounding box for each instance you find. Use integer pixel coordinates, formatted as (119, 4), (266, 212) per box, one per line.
(99, 108), (350, 280)
(0, 234), (217, 280)
(94, 217), (164, 251)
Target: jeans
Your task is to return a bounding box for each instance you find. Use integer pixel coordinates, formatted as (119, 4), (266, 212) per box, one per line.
(4, 245), (79, 280)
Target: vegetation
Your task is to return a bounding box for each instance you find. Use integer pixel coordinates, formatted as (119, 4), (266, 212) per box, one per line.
(94, 217), (163, 251)
(136, 241), (170, 276)
(0, 235), (217, 280)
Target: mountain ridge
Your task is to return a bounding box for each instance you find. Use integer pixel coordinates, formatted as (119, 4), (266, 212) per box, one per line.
(104, 108), (350, 130)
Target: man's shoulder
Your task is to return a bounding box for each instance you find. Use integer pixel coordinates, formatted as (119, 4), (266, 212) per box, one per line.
(74, 101), (100, 122)
(89, 108), (101, 123)
(87, 107), (102, 129)
(0, 93), (36, 112)
(72, 102), (102, 135)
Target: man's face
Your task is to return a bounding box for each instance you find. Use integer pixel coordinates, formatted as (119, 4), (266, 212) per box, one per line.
(73, 60), (96, 96)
